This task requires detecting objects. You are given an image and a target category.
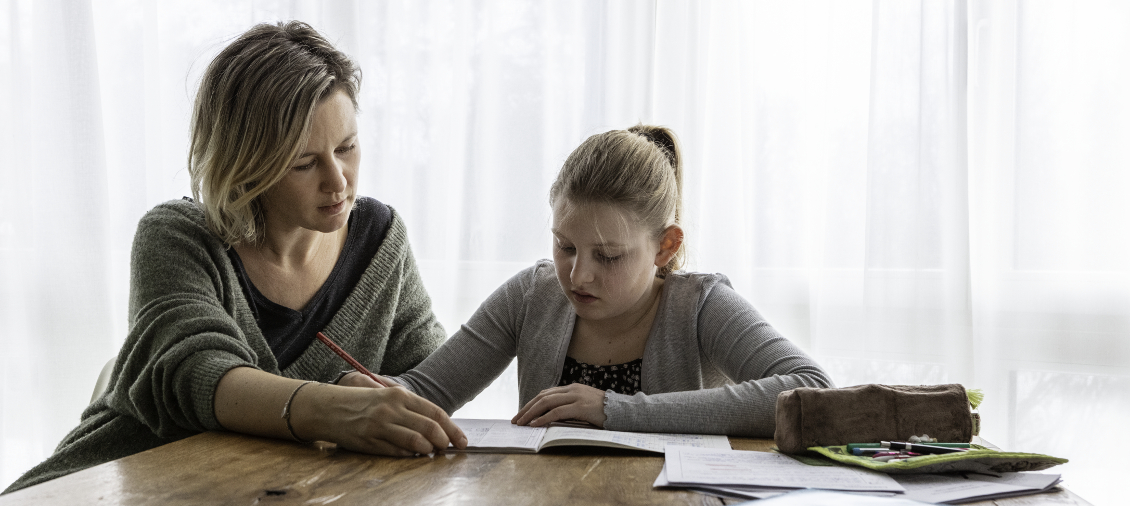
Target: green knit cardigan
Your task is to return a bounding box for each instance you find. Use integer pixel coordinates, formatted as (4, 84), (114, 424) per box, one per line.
(4, 199), (445, 493)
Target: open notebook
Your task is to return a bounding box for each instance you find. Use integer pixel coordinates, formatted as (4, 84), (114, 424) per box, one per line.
(451, 418), (731, 454)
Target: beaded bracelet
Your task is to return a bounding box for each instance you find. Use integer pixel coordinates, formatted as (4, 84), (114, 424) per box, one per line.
(281, 380), (317, 443)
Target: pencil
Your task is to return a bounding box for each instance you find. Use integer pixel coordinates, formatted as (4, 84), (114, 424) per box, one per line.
(315, 332), (393, 388)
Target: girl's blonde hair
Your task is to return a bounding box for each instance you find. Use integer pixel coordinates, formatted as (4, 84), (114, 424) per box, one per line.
(549, 124), (685, 277)
(188, 21), (361, 245)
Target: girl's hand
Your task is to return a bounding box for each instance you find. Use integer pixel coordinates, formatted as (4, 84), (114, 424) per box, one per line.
(293, 383), (467, 456)
(511, 383), (607, 428)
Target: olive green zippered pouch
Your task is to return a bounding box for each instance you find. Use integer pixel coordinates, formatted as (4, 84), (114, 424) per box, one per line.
(804, 445), (1067, 474)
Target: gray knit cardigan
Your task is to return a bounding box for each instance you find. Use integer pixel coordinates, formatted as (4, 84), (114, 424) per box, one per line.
(4, 199), (445, 493)
(394, 260), (834, 436)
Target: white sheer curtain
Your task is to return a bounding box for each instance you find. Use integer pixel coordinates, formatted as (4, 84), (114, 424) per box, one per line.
(2, 1), (1127, 503)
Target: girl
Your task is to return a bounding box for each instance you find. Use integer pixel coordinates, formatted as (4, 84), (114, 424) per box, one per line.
(376, 125), (832, 435)
(6, 21), (465, 494)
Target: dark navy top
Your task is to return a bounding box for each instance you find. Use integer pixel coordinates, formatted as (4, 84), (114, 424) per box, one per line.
(228, 197), (393, 369)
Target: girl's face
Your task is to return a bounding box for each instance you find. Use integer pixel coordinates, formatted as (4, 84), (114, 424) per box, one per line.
(551, 198), (665, 323)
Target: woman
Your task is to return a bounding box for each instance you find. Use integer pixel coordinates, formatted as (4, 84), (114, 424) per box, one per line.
(5, 21), (464, 494)
(379, 125), (833, 435)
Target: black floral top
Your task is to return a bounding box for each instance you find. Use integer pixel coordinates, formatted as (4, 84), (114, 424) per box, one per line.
(558, 356), (643, 395)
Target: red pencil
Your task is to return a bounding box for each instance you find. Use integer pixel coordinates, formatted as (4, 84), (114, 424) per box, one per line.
(315, 332), (393, 388)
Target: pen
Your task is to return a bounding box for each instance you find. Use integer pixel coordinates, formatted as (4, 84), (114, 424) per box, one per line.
(881, 441), (969, 454)
(847, 442), (969, 452)
(873, 454), (916, 462)
(315, 331), (393, 388)
(871, 451), (921, 458)
(853, 446), (953, 456)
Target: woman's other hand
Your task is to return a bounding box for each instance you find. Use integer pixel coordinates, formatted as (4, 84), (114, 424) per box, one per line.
(511, 383), (607, 428)
(337, 371), (395, 388)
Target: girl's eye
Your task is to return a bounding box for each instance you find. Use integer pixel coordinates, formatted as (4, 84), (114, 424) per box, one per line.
(596, 252), (622, 264)
(294, 159), (316, 171)
(336, 144), (356, 154)
(556, 243), (575, 254)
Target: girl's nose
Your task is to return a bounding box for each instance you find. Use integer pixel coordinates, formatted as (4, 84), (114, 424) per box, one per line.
(570, 256), (595, 285)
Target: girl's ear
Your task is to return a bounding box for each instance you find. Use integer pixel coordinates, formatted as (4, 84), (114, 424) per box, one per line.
(654, 225), (684, 268)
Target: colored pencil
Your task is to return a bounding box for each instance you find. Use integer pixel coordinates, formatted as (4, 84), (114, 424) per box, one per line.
(315, 331), (393, 388)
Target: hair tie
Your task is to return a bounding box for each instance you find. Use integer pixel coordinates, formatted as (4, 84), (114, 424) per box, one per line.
(637, 130), (677, 168)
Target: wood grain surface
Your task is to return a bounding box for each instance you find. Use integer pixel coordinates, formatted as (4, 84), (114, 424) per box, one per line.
(0, 432), (1090, 505)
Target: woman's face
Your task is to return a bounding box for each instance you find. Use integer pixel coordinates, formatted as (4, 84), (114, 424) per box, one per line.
(261, 89), (359, 235)
(551, 198), (664, 323)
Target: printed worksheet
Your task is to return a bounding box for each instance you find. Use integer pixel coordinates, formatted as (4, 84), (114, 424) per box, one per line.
(663, 446), (905, 492)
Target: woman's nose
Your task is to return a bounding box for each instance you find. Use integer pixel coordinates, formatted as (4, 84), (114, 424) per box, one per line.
(322, 158), (348, 194)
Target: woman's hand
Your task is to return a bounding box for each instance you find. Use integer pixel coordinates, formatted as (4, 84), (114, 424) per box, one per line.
(337, 371), (392, 388)
(511, 383), (607, 428)
(215, 367), (465, 457)
(293, 383), (467, 456)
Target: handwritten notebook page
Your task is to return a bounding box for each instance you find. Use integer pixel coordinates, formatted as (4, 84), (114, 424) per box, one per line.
(454, 419), (546, 452)
(452, 418), (730, 453)
(538, 426), (730, 453)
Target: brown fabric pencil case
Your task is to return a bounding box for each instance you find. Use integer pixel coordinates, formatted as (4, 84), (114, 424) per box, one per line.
(774, 383), (975, 454)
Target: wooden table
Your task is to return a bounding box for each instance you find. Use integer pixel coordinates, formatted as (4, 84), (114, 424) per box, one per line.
(0, 432), (1091, 505)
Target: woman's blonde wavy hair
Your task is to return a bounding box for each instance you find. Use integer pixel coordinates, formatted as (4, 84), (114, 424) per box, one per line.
(549, 124), (686, 277)
(188, 21), (361, 246)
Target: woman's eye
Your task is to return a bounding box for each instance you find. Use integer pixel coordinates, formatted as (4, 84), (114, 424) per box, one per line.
(336, 144), (356, 154)
(294, 159), (316, 171)
(556, 244), (575, 254)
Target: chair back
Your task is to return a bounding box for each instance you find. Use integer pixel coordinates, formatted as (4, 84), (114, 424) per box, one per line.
(91, 357), (115, 404)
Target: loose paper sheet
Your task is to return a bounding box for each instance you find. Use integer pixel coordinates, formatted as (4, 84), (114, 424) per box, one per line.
(663, 446), (905, 493)
(654, 462), (793, 499)
(654, 464), (897, 500)
(734, 489), (935, 505)
(894, 472), (1062, 504)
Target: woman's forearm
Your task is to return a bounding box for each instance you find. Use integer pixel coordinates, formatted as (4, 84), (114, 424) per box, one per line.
(214, 366), (314, 440)
(214, 366), (467, 454)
